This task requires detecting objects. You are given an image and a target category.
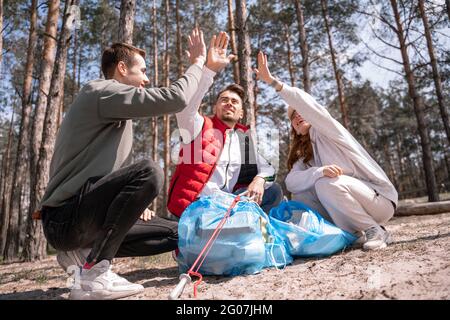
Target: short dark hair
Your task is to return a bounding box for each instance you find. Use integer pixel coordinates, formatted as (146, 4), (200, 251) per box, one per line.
(216, 84), (246, 104)
(101, 43), (146, 79)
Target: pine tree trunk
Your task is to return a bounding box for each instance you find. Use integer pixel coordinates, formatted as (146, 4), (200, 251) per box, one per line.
(118, 0), (135, 44)
(320, 0), (349, 130)
(77, 42), (81, 88)
(5, 0), (38, 261)
(0, 112), (14, 258)
(395, 133), (406, 193)
(383, 142), (397, 188)
(176, 0), (183, 77)
(99, 17), (106, 78)
(25, 0), (79, 261)
(235, 0), (256, 129)
(228, 0), (240, 84)
(446, 0), (450, 21)
(151, 0), (159, 213)
(293, 0), (311, 93)
(418, 0), (450, 148)
(162, 0), (170, 216)
(72, 29), (78, 102)
(192, 0), (199, 28)
(29, 0), (60, 220)
(284, 24), (295, 87)
(0, 0), (3, 71)
(25, 0), (62, 260)
(444, 153), (450, 185)
(390, 0), (439, 202)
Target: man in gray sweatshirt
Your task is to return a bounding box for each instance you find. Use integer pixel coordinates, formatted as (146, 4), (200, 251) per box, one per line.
(39, 28), (208, 300)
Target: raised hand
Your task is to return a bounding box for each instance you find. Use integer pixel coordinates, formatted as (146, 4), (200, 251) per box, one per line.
(186, 27), (207, 65)
(205, 31), (236, 73)
(254, 51), (274, 84)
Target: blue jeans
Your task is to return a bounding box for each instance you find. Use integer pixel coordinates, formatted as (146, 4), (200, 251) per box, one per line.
(234, 182), (283, 214)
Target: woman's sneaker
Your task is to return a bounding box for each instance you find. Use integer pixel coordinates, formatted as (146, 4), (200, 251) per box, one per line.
(69, 260), (144, 300)
(363, 225), (390, 251)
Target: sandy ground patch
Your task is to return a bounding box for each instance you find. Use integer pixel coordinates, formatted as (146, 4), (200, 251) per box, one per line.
(1, 212), (449, 300)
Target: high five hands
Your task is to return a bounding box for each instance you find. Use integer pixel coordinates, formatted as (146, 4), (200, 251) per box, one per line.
(206, 31), (236, 72)
(254, 51), (283, 91)
(254, 51), (274, 84)
(186, 27), (235, 72)
(186, 27), (207, 65)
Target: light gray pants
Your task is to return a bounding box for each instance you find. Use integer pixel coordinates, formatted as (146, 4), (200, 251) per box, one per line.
(291, 175), (394, 234)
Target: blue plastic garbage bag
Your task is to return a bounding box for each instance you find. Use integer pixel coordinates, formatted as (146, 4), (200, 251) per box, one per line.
(269, 200), (356, 257)
(177, 191), (293, 276)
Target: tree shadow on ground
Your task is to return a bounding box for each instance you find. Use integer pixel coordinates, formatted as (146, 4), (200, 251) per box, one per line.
(121, 266), (180, 288)
(391, 232), (450, 246)
(121, 265), (242, 287)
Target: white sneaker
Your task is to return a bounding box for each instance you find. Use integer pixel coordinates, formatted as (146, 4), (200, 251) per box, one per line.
(351, 232), (366, 248)
(69, 260), (144, 300)
(363, 225), (390, 251)
(57, 248), (91, 273)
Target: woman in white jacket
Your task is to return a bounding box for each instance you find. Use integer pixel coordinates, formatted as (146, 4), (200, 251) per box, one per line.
(254, 52), (398, 250)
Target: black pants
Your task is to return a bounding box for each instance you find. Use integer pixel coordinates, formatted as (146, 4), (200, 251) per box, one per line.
(42, 159), (178, 264)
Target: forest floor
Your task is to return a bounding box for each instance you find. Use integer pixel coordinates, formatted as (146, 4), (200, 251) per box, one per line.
(0, 196), (449, 300)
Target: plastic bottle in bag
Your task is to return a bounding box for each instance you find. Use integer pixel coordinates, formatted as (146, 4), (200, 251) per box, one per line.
(298, 211), (322, 233)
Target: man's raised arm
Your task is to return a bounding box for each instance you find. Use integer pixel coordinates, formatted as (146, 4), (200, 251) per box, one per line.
(176, 31), (236, 144)
(98, 28), (207, 120)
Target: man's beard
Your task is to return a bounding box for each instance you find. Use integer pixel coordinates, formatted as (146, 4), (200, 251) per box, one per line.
(220, 114), (238, 123)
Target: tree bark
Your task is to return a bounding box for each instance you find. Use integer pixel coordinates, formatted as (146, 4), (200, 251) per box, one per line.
(390, 0), (439, 202)
(293, 0), (311, 93)
(228, 0), (240, 84)
(26, 0), (79, 261)
(235, 0), (256, 129)
(0, 111), (14, 258)
(71, 29), (78, 102)
(446, 0), (450, 21)
(0, 0), (3, 71)
(284, 24), (295, 87)
(418, 0), (450, 148)
(29, 0), (60, 220)
(176, 0), (183, 77)
(5, 0), (38, 261)
(151, 0), (159, 212)
(162, 0), (170, 216)
(383, 141), (397, 188)
(320, 0), (349, 130)
(77, 41), (81, 89)
(118, 0), (135, 44)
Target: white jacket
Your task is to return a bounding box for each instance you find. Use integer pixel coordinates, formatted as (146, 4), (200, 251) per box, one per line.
(281, 84), (398, 206)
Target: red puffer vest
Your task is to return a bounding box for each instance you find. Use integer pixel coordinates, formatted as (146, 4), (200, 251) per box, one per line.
(167, 115), (250, 217)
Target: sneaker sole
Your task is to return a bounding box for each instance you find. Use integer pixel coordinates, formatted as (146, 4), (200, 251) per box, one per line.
(69, 287), (144, 300)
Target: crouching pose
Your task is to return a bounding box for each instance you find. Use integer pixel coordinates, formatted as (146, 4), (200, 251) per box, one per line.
(39, 28), (208, 300)
(254, 51), (398, 250)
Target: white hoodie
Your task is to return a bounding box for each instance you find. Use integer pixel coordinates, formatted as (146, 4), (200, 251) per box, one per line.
(280, 84), (398, 207)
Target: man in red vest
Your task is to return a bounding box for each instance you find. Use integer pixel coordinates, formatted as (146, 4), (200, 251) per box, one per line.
(167, 32), (282, 219)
